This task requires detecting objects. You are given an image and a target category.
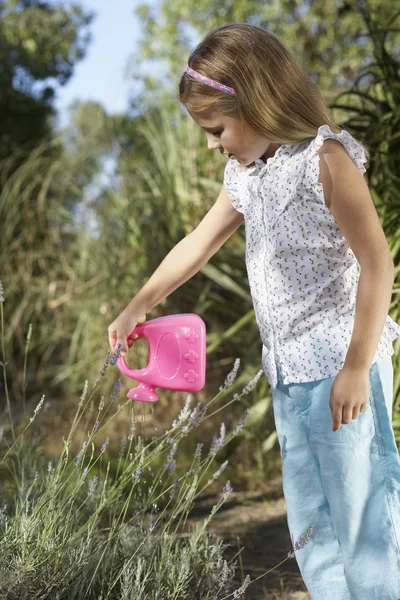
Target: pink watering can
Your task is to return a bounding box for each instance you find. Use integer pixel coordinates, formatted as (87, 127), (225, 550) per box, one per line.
(116, 313), (206, 402)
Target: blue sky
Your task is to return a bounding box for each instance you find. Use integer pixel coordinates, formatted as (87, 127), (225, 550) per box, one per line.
(55, 0), (142, 127)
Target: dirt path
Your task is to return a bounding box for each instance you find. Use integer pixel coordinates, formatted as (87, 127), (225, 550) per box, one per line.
(185, 477), (310, 600)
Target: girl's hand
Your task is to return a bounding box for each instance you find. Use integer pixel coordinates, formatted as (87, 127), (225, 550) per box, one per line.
(329, 366), (370, 432)
(108, 308), (147, 357)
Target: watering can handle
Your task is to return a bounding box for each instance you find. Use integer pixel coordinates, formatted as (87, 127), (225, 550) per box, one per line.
(117, 326), (148, 379)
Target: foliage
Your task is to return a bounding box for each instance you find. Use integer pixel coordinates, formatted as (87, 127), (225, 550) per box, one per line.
(131, 0), (400, 101)
(0, 0), (92, 163)
(0, 280), (309, 600)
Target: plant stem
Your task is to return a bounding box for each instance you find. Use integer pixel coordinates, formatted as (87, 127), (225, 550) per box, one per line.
(0, 302), (15, 441)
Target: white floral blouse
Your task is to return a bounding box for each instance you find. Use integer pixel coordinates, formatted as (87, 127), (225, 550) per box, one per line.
(223, 124), (400, 388)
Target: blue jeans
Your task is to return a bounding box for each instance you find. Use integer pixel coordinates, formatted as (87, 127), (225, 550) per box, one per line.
(272, 357), (400, 599)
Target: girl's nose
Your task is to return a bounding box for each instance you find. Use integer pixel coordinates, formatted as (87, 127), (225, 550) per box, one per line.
(206, 132), (221, 151)
(208, 138), (221, 151)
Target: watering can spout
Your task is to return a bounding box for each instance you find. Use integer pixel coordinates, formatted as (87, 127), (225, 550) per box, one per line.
(116, 314), (206, 403)
(127, 383), (159, 402)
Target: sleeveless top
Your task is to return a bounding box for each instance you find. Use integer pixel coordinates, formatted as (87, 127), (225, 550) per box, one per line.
(223, 124), (400, 388)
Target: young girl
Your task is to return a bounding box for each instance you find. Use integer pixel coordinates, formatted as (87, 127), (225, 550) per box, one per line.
(108, 23), (400, 599)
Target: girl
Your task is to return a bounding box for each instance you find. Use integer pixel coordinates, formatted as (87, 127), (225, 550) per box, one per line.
(108, 23), (400, 599)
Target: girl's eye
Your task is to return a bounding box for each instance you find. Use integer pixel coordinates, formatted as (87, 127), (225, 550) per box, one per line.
(212, 130), (223, 136)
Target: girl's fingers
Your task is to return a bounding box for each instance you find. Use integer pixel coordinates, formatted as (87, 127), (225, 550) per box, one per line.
(108, 330), (116, 352)
(342, 406), (353, 424)
(127, 334), (139, 347)
(331, 407), (342, 432)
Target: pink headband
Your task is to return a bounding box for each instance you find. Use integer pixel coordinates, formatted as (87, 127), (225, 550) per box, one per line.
(185, 65), (237, 96)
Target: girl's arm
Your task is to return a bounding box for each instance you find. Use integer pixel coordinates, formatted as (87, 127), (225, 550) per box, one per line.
(317, 139), (395, 372)
(108, 185), (244, 353)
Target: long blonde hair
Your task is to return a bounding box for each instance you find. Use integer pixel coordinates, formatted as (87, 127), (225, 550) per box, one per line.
(178, 23), (370, 168)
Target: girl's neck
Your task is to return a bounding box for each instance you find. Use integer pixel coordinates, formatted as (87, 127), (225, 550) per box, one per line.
(260, 142), (282, 163)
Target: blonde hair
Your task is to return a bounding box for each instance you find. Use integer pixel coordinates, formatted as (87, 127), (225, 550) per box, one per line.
(178, 23), (370, 168)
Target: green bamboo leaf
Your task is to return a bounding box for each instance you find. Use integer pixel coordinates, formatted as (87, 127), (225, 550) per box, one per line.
(245, 397), (272, 428)
(262, 431), (278, 454)
(200, 263), (250, 301)
(206, 310), (255, 355)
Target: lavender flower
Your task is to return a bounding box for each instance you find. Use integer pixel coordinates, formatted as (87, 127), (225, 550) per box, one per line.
(207, 460), (228, 485)
(163, 443), (177, 474)
(219, 358), (240, 392)
(132, 451), (145, 486)
(188, 474), (199, 498)
(88, 475), (99, 495)
(101, 437), (109, 453)
(119, 435), (127, 457)
(288, 524), (315, 558)
(79, 380), (89, 407)
(169, 479), (180, 499)
(75, 440), (88, 467)
(99, 352), (111, 378)
(232, 408), (250, 437)
(208, 423), (226, 458)
(94, 421), (100, 431)
(189, 402), (208, 428)
(30, 394), (45, 422)
(222, 480), (233, 500)
(109, 342), (123, 366)
(194, 442), (203, 461)
(233, 574), (251, 598)
(172, 394), (193, 429)
(111, 378), (122, 401)
(191, 442), (203, 475)
(132, 466), (143, 485)
(0, 281), (4, 303)
(242, 370), (263, 394)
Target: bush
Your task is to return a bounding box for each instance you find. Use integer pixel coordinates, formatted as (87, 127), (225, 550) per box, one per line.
(0, 280), (262, 600)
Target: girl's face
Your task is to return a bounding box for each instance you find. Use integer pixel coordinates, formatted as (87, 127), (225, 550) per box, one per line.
(187, 107), (280, 166)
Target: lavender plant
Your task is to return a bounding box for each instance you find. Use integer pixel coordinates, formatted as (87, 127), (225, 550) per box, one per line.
(0, 281), (314, 600)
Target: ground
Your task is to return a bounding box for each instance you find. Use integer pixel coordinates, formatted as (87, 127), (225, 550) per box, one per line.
(184, 475), (311, 600)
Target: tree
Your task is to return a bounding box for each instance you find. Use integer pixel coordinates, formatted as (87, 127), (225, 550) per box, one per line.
(0, 0), (93, 162)
(131, 0), (400, 104)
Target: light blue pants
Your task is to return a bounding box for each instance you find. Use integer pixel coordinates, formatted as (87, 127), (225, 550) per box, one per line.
(272, 357), (400, 600)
